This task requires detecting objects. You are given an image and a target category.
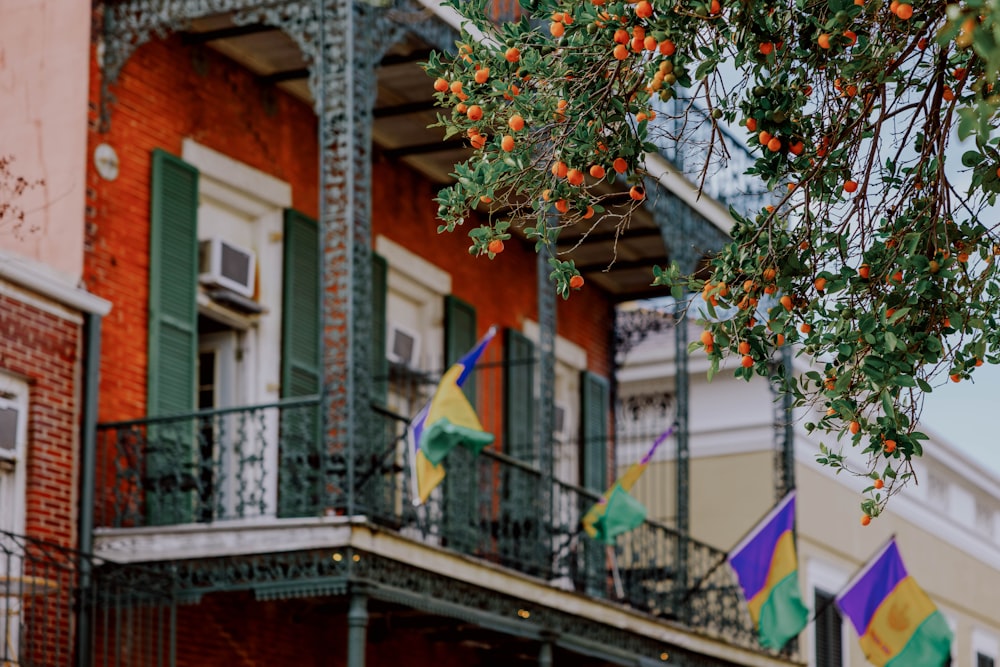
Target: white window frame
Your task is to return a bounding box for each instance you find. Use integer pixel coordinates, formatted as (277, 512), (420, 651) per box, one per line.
(974, 628), (999, 667)
(182, 139), (292, 518)
(0, 373), (28, 538)
(806, 558), (850, 667)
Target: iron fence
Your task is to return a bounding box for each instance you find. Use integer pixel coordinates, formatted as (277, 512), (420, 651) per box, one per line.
(94, 356), (760, 652)
(0, 530), (175, 667)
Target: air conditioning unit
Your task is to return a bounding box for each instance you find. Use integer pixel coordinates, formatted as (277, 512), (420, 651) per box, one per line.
(199, 237), (256, 298)
(387, 323), (421, 368)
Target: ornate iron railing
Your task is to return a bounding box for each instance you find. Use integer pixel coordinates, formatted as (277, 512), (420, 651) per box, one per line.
(94, 377), (759, 652)
(0, 530), (175, 667)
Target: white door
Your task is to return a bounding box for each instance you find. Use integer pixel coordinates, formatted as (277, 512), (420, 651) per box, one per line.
(198, 331), (241, 519)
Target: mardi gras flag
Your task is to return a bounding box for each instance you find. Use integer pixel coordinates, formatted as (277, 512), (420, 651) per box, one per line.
(581, 425), (674, 544)
(409, 327), (496, 505)
(836, 539), (952, 667)
(728, 491), (809, 650)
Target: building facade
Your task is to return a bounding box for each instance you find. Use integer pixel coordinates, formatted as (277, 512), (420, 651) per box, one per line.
(616, 317), (1000, 667)
(71, 0), (794, 666)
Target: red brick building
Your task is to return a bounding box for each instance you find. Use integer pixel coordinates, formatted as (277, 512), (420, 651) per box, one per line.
(76, 1), (783, 666)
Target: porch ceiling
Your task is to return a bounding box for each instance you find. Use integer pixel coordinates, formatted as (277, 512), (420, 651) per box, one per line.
(182, 15), (672, 302)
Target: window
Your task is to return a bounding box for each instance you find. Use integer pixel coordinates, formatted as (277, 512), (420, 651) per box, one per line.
(0, 374), (27, 537)
(973, 628), (998, 667)
(815, 589), (844, 667)
(146, 144), (303, 522)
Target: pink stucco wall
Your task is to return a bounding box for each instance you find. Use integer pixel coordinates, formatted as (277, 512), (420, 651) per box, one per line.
(0, 0), (90, 282)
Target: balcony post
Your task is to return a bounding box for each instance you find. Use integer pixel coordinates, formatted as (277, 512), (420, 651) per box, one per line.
(76, 312), (102, 667)
(539, 639), (553, 667)
(537, 222), (557, 567)
(347, 591), (369, 667)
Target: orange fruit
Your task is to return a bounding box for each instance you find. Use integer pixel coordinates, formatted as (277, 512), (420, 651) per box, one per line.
(741, 354), (754, 368)
(858, 264), (871, 279)
(488, 239), (504, 254)
(470, 134), (486, 149)
(635, 0), (653, 17)
(433, 78), (449, 92)
(738, 341), (751, 354)
(582, 206), (595, 219)
(861, 515), (871, 526)
(776, 333), (785, 346)
(501, 135), (515, 152)
(766, 137), (782, 152)
(474, 68), (490, 84)
(780, 295), (793, 310)
(951, 373), (961, 383)
(613, 44), (629, 60)
(843, 29), (857, 46)
(466, 105), (483, 121)
(552, 161), (568, 178)
(849, 420), (860, 434)
(800, 322), (812, 334)
(550, 21), (565, 37)
(659, 39), (676, 56)
(710, 0), (721, 12)
(450, 80), (464, 94)
(942, 86), (955, 102)
(589, 165), (606, 179)
(814, 276), (827, 291)
(614, 28), (629, 44)
(631, 36), (645, 52)
(509, 114), (525, 131)
(818, 33), (831, 49)
(758, 130), (772, 146)
(759, 42), (773, 55)
(745, 118), (757, 132)
(455, 103), (468, 114)
(844, 179), (858, 193)
(555, 199), (570, 213)
(567, 168), (584, 186)
(569, 275), (585, 289)
(789, 141), (805, 155)
(613, 157), (628, 174)
(700, 330), (714, 346)
(762, 267), (777, 282)
(874, 478), (884, 489)
(895, 3), (913, 19)
(629, 185), (645, 201)
(644, 35), (657, 50)
(505, 47), (521, 62)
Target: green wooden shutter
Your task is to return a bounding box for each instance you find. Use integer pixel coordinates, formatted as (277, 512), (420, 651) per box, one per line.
(147, 149), (199, 526)
(504, 330), (535, 462)
(281, 209), (321, 399)
(444, 295), (477, 401)
(148, 149), (199, 416)
(814, 590), (843, 667)
(371, 253), (388, 404)
(580, 371), (610, 492)
(442, 296), (478, 552)
(279, 209), (321, 517)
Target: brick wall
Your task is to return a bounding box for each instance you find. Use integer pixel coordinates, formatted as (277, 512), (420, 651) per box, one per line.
(87, 31), (617, 425)
(0, 290), (80, 546)
(169, 592), (511, 667)
(85, 35), (320, 423)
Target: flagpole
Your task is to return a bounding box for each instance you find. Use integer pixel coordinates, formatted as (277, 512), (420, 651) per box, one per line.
(608, 545), (625, 599)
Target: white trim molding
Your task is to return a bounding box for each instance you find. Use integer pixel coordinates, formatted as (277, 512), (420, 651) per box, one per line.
(0, 249), (110, 316)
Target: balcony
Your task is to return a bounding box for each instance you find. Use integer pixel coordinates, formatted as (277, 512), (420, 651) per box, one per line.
(94, 362), (759, 653)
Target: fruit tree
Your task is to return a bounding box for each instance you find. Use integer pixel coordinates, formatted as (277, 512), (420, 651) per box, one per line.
(424, 0), (1000, 519)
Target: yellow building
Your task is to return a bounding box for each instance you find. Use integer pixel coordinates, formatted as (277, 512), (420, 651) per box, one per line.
(616, 316), (1000, 667)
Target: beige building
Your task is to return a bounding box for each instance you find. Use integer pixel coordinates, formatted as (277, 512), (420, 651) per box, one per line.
(616, 318), (1000, 667)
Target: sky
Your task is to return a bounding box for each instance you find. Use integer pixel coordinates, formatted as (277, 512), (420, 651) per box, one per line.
(918, 362), (1000, 478)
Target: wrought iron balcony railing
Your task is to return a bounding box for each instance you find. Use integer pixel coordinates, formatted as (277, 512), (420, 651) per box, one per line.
(94, 383), (759, 652)
(0, 530), (174, 667)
